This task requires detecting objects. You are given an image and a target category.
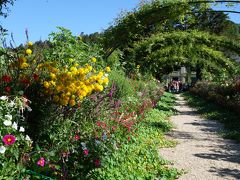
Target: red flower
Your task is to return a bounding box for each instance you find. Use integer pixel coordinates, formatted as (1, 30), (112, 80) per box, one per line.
(33, 74), (39, 81)
(94, 159), (101, 167)
(4, 86), (11, 93)
(2, 75), (12, 83)
(83, 149), (89, 156)
(2, 134), (16, 146)
(96, 121), (101, 127)
(20, 78), (30, 85)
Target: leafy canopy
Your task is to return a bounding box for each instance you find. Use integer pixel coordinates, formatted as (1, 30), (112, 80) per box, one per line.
(129, 30), (240, 79)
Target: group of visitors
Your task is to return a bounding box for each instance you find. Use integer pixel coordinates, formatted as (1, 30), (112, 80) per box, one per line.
(168, 79), (183, 93)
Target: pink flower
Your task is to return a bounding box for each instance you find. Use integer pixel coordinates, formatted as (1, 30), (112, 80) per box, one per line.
(112, 126), (117, 131)
(2, 134), (16, 146)
(74, 135), (80, 141)
(37, 157), (45, 167)
(94, 159), (101, 167)
(83, 149), (89, 156)
(33, 74), (39, 81)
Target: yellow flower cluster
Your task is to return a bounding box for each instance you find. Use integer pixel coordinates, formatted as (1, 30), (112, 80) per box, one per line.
(9, 42), (34, 70)
(39, 59), (110, 106)
(8, 40), (110, 108)
(26, 41), (33, 55)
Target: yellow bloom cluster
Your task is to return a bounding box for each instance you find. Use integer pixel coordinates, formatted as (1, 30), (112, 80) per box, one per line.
(8, 39), (110, 108)
(25, 41), (33, 55)
(39, 60), (110, 106)
(18, 57), (30, 69)
(10, 42), (34, 69)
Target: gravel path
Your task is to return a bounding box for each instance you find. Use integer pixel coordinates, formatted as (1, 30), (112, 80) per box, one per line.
(159, 94), (240, 180)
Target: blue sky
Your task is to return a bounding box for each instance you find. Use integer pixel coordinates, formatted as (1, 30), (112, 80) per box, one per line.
(1, 0), (240, 45)
(1, 0), (140, 45)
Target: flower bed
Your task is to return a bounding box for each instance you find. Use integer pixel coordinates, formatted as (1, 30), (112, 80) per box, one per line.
(0, 28), (178, 179)
(190, 81), (240, 115)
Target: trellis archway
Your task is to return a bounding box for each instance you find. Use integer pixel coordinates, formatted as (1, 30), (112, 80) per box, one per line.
(129, 30), (240, 79)
(103, 0), (240, 58)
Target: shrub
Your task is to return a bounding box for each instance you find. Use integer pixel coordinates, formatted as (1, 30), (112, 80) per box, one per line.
(0, 96), (32, 178)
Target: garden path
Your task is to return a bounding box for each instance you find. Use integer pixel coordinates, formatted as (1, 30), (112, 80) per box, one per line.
(159, 94), (240, 180)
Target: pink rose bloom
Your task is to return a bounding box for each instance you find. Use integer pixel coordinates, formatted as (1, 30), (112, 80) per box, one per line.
(2, 134), (16, 146)
(74, 135), (80, 141)
(37, 157), (45, 167)
(84, 149), (89, 156)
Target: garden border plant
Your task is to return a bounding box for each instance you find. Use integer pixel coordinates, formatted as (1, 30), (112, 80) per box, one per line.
(89, 92), (180, 179)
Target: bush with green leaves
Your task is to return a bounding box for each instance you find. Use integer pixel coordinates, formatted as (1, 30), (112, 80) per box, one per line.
(190, 80), (240, 115)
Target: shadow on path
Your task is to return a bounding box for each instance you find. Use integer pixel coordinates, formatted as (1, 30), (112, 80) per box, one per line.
(160, 94), (240, 179)
(209, 167), (240, 179)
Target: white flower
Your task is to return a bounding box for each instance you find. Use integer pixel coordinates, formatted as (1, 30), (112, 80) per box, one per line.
(95, 140), (101, 145)
(102, 132), (107, 141)
(19, 126), (25, 132)
(12, 122), (18, 130)
(3, 120), (12, 126)
(25, 135), (31, 141)
(113, 142), (118, 150)
(0, 146), (6, 154)
(26, 106), (32, 112)
(8, 101), (15, 107)
(137, 92), (143, 97)
(81, 142), (86, 149)
(0, 96), (8, 101)
(5, 114), (12, 121)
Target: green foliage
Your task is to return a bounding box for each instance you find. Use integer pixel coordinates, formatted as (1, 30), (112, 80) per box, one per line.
(157, 92), (177, 116)
(45, 27), (104, 67)
(103, 0), (192, 57)
(102, 0), (240, 58)
(106, 49), (122, 70)
(108, 69), (135, 99)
